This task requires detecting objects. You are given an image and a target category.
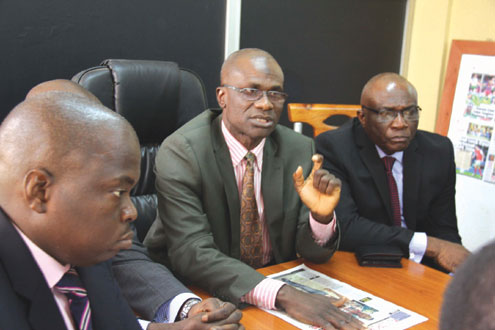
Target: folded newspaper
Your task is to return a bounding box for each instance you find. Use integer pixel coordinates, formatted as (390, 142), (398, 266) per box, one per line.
(265, 264), (427, 330)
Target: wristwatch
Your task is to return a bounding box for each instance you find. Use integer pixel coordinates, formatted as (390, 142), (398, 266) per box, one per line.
(179, 298), (201, 320)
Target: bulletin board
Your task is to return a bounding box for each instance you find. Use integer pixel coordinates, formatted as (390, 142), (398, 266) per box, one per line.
(436, 40), (495, 251)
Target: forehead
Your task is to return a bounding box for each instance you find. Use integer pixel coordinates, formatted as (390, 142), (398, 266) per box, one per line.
(368, 80), (417, 108)
(225, 55), (284, 87)
(66, 130), (140, 180)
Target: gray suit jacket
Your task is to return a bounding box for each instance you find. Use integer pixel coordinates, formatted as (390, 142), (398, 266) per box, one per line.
(0, 208), (140, 330)
(112, 225), (192, 320)
(145, 109), (339, 304)
(315, 118), (461, 256)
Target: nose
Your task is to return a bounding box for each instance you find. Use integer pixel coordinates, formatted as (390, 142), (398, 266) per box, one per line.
(391, 111), (408, 128)
(121, 196), (138, 223)
(254, 92), (274, 111)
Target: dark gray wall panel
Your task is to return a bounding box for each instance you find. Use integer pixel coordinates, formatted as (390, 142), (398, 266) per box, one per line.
(240, 0), (407, 131)
(0, 0), (225, 119)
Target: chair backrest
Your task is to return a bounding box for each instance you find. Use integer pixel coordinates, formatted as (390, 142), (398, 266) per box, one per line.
(73, 59), (207, 241)
(287, 103), (360, 137)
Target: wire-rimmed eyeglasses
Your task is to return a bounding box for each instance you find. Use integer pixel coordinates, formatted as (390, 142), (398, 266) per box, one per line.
(222, 85), (288, 103)
(361, 105), (422, 123)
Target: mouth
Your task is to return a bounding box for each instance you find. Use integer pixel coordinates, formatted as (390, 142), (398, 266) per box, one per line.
(250, 116), (274, 127)
(117, 229), (134, 249)
(390, 136), (409, 142)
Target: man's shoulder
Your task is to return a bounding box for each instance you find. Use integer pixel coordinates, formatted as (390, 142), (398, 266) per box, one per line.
(173, 109), (219, 136)
(315, 118), (355, 145)
(273, 124), (313, 146)
(414, 130), (454, 151)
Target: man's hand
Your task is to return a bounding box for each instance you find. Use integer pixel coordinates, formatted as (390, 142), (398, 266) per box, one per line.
(293, 154), (341, 224)
(426, 236), (471, 272)
(275, 285), (366, 330)
(147, 298), (244, 330)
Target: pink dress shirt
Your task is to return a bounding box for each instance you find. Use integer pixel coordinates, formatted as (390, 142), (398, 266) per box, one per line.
(14, 224), (75, 330)
(221, 121), (336, 309)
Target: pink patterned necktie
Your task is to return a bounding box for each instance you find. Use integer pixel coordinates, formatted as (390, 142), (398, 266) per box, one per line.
(56, 267), (93, 330)
(239, 152), (264, 268)
(382, 156), (402, 227)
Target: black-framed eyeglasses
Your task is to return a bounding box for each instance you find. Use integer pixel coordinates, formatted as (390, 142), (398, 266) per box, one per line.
(361, 105), (422, 123)
(222, 85), (288, 103)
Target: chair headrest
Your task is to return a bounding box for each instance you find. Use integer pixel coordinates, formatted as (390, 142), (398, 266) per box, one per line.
(101, 59), (180, 144)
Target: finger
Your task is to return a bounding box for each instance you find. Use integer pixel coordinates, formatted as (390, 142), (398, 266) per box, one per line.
(201, 302), (237, 323)
(293, 166), (304, 191)
(314, 170), (330, 191)
(325, 177), (342, 195)
(312, 154), (323, 172)
(211, 309), (242, 325)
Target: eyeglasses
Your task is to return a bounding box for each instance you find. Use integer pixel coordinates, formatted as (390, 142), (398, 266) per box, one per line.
(222, 85), (288, 103)
(361, 105), (422, 123)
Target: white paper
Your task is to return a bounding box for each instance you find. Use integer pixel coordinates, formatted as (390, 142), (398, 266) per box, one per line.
(264, 264), (427, 330)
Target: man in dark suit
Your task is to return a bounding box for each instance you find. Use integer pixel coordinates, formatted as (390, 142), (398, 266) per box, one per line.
(0, 88), (242, 330)
(144, 48), (364, 330)
(316, 72), (470, 272)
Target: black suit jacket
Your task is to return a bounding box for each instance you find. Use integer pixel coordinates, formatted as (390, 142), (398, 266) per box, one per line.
(316, 118), (462, 255)
(0, 208), (140, 330)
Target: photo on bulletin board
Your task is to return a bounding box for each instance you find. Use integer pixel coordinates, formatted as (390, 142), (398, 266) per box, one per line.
(436, 40), (495, 182)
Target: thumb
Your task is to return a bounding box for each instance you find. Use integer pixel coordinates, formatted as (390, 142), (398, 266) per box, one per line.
(292, 166), (304, 192)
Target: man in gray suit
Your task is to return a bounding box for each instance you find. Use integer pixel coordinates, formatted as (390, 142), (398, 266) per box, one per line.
(144, 48), (364, 330)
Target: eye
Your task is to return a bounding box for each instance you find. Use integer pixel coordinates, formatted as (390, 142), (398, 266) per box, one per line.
(241, 88), (261, 97)
(112, 190), (125, 198)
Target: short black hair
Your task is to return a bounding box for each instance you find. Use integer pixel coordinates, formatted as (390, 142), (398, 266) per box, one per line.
(440, 240), (495, 330)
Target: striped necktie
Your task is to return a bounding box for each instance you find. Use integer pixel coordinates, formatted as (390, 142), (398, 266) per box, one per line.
(382, 156), (402, 227)
(56, 267), (93, 330)
(239, 152), (264, 268)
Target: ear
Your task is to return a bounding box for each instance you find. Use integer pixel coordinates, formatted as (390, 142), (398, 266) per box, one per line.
(216, 86), (227, 109)
(357, 109), (366, 128)
(23, 169), (52, 213)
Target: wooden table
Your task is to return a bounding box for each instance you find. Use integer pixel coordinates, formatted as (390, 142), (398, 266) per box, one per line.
(193, 251), (451, 329)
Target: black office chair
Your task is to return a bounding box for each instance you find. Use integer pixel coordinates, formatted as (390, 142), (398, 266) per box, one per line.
(72, 59), (207, 241)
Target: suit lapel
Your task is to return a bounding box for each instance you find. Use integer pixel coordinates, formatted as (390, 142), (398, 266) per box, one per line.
(211, 115), (242, 258)
(260, 134), (284, 261)
(78, 263), (138, 330)
(402, 138), (421, 230)
(0, 208), (67, 330)
(354, 123), (394, 225)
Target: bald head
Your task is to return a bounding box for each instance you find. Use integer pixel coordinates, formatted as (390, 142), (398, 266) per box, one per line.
(220, 48), (284, 85)
(361, 73), (417, 106)
(26, 79), (102, 105)
(0, 92), (138, 197)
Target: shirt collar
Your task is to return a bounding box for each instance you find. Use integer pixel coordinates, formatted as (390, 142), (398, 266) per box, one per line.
(221, 119), (265, 170)
(14, 223), (70, 289)
(375, 145), (404, 164)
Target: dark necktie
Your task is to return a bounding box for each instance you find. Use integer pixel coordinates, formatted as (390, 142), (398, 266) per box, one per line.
(239, 152), (263, 268)
(382, 156), (402, 227)
(56, 268), (93, 330)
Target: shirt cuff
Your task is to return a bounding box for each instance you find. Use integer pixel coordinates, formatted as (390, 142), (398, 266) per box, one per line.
(240, 278), (285, 310)
(309, 211), (337, 246)
(153, 292), (201, 323)
(138, 319), (150, 330)
(409, 232), (427, 263)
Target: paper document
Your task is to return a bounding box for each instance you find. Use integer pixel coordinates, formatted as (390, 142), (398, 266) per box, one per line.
(264, 264), (428, 330)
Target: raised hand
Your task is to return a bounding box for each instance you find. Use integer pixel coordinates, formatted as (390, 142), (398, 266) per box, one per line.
(293, 154), (341, 224)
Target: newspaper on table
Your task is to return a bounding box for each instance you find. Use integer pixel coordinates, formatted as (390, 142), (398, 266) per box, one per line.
(264, 264), (427, 330)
